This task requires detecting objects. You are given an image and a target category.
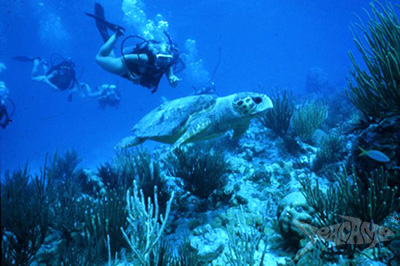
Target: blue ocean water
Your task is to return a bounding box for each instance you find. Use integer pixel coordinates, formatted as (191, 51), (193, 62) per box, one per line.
(0, 0), (382, 172)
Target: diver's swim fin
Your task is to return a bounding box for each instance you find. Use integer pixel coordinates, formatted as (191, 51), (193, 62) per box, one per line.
(92, 3), (109, 42)
(85, 3), (125, 42)
(13, 56), (41, 62)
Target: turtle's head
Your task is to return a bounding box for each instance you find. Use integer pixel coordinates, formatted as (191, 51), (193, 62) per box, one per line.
(232, 92), (273, 117)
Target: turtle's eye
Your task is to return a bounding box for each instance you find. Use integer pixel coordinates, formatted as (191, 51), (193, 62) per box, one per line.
(252, 97), (262, 104)
(295, 206), (304, 212)
(237, 100), (243, 106)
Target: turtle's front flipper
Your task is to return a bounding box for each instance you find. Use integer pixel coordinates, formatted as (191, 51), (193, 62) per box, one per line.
(233, 120), (250, 139)
(115, 136), (143, 149)
(173, 117), (212, 149)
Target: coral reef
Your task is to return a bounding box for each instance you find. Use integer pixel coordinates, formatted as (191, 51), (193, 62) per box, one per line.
(299, 167), (399, 259)
(348, 116), (400, 175)
(337, 167), (399, 225)
(3, 121), (399, 266)
(1, 150), (176, 266)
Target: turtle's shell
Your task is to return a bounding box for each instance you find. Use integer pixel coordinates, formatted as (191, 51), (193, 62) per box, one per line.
(131, 94), (217, 142)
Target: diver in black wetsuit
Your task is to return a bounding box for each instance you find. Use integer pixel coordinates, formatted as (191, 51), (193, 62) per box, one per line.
(14, 54), (86, 102)
(15, 55), (79, 91)
(31, 58), (78, 91)
(0, 81), (14, 129)
(32, 57), (85, 102)
(0, 104), (12, 129)
(14, 55), (85, 101)
(87, 3), (184, 93)
(193, 82), (217, 95)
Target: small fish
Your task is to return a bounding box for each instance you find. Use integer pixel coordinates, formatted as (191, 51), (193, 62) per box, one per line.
(359, 146), (390, 163)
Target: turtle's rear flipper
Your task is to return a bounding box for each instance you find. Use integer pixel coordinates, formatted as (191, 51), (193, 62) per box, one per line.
(115, 136), (143, 149)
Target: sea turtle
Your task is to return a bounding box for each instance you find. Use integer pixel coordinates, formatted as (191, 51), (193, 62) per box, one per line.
(117, 92), (273, 149)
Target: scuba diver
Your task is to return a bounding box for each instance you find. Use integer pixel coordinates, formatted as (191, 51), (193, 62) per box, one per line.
(14, 55), (84, 101)
(0, 81), (14, 129)
(191, 47), (221, 96)
(85, 83), (121, 109)
(193, 82), (216, 95)
(86, 3), (184, 93)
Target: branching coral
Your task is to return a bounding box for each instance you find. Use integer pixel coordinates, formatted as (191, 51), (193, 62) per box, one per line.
(299, 175), (344, 227)
(48, 150), (81, 183)
(225, 206), (267, 266)
(166, 143), (229, 199)
(97, 149), (172, 261)
(301, 167), (399, 227)
(97, 163), (120, 190)
(337, 167), (399, 224)
(347, 1), (400, 119)
(313, 132), (345, 174)
(132, 149), (169, 211)
(1, 166), (52, 266)
(170, 239), (200, 266)
(259, 89), (294, 137)
(36, 152), (110, 265)
(82, 188), (128, 260)
(46, 197), (106, 266)
(113, 149), (169, 211)
(122, 180), (174, 265)
(292, 102), (328, 142)
(47, 152), (87, 244)
(2, 150), (175, 266)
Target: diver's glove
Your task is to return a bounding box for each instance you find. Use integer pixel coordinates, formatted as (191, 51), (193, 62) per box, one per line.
(168, 75), (181, 88)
